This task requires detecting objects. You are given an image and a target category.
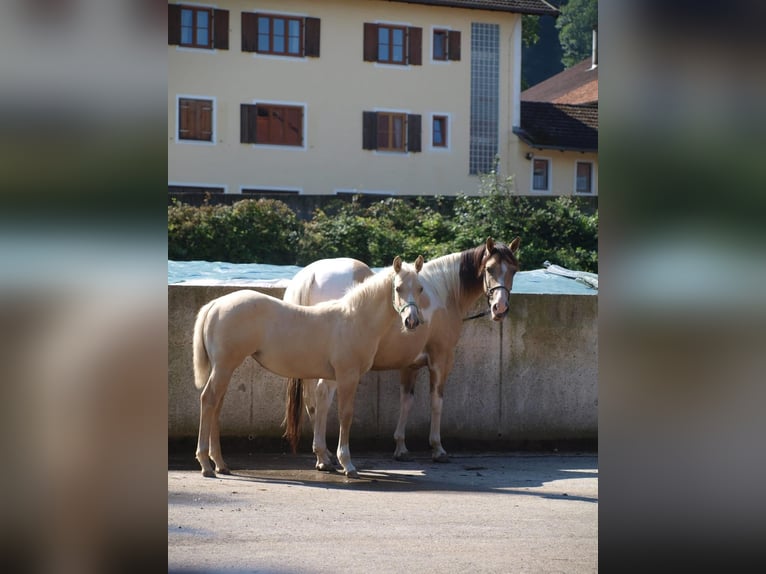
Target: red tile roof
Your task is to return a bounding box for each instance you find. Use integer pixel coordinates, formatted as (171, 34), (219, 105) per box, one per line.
(387, 0), (560, 16)
(521, 58), (598, 105)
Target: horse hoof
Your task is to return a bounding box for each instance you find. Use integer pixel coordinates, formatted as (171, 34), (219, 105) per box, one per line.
(316, 462), (335, 472)
(394, 452), (413, 462)
(432, 453), (450, 463)
(216, 467), (231, 475)
(201, 469), (216, 478)
(344, 469), (359, 479)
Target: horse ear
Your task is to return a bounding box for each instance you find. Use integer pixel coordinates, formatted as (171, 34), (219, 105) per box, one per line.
(485, 237), (495, 254)
(510, 237), (521, 253)
(415, 255), (424, 272)
(393, 256), (402, 273)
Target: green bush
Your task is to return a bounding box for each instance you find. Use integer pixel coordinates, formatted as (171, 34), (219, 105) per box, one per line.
(168, 186), (598, 272)
(168, 198), (301, 263)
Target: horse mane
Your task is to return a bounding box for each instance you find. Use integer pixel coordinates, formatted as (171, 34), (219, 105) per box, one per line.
(339, 264), (394, 312)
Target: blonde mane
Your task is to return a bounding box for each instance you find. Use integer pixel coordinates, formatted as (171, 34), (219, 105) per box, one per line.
(420, 252), (462, 307)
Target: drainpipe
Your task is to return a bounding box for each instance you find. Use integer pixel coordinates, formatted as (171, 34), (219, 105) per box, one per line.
(590, 25), (598, 70)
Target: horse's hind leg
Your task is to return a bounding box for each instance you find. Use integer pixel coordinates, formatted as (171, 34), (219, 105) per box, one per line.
(209, 390), (231, 475)
(393, 367), (418, 461)
(428, 355), (454, 463)
(196, 366), (233, 477)
(312, 378), (336, 471)
(335, 375), (360, 478)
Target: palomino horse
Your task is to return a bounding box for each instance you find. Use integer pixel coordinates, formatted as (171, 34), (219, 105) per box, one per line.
(283, 237), (520, 468)
(193, 255), (426, 478)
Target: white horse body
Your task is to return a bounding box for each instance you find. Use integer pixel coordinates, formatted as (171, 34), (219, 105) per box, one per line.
(284, 238), (520, 466)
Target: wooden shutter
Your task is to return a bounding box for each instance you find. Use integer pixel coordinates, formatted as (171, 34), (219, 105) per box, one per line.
(362, 111), (378, 150)
(407, 114), (422, 152)
(213, 10), (229, 50)
(448, 30), (461, 61)
(241, 12), (259, 52)
(304, 17), (321, 57)
(408, 27), (422, 65)
(199, 101), (213, 140)
(240, 104), (258, 143)
(363, 23), (378, 62)
(168, 4), (181, 45)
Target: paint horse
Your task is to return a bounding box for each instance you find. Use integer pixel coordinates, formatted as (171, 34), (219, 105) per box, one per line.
(283, 237), (520, 468)
(193, 255), (426, 478)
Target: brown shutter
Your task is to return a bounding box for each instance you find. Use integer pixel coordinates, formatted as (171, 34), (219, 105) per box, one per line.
(200, 101), (213, 141)
(363, 23), (378, 62)
(168, 5), (181, 45)
(240, 104), (258, 143)
(213, 10), (229, 50)
(362, 111), (378, 150)
(407, 114), (421, 152)
(178, 99), (191, 138)
(408, 27), (422, 65)
(241, 12), (259, 52)
(304, 17), (320, 57)
(448, 30), (461, 61)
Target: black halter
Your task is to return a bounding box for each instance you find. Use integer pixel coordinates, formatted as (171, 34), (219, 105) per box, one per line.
(463, 268), (511, 322)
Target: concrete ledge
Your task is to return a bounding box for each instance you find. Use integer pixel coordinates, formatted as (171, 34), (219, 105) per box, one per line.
(168, 285), (597, 448)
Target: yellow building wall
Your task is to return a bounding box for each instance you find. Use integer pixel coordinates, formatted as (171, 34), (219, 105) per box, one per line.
(507, 138), (599, 196)
(168, 0), (525, 196)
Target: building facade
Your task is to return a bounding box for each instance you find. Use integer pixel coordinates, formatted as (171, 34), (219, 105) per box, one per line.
(168, 0), (562, 198)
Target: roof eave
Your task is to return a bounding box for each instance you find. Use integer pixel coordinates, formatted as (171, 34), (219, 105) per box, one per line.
(513, 127), (598, 154)
(386, 1), (560, 17)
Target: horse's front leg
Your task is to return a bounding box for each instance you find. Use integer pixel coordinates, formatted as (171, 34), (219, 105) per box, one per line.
(335, 374), (360, 478)
(393, 367), (418, 461)
(312, 378), (336, 471)
(428, 354), (454, 463)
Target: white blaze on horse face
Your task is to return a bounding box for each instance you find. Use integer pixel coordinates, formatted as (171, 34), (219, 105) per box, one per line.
(394, 264), (425, 331)
(488, 260), (512, 321)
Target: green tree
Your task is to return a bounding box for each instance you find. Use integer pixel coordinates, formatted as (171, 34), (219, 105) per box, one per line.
(556, 0), (598, 68)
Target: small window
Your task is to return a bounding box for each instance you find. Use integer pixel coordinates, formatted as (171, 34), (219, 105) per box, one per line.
(576, 162), (593, 194)
(178, 98), (213, 142)
(432, 29), (461, 61)
(240, 103), (304, 147)
(363, 23), (422, 65)
(532, 158), (550, 191)
(432, 115), (448, 147)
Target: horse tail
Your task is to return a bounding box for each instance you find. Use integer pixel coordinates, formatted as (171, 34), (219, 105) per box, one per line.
(192, 300), (214, 390)
(282, 377), (303, 454)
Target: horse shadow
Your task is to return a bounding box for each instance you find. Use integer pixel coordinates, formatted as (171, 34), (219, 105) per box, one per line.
(169, 450), (598, 504)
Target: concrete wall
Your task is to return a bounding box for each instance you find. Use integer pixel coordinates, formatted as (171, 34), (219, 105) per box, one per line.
(169, 284), (598, 450)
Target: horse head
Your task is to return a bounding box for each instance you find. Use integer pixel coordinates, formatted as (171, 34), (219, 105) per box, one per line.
(481, 237), (521, 321)
(392, 255), (426, 331)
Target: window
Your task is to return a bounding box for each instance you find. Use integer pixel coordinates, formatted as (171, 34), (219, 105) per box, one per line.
(362, 111), (421, 153)
(178, 98), (213, 142)
(240, 103), (304, 147)
(469, 23), (499, 174)
(575, 161), (593, 194)
(242, 13), (320, 57)
(363, 23), (422, 65)
(532, 158), (550, 192)
(433, 29), (461, 61)
(432, 115), (448, 148)
(168, 5), (229, 50)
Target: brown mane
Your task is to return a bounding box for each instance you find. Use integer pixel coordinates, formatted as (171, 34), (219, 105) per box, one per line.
(458, 241), (519, 297)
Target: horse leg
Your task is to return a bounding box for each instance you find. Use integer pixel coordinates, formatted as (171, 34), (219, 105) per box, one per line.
(312, 378), (336, 471)
(196, 366), (233, 477)
(209, 391), (231, 475)
(428, 354), (454, 463)
(335, 375), (359, 478)
(393, 367), (418, 461)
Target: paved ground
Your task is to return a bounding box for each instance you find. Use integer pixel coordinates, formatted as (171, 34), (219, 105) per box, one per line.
(168, 450), (598, 574)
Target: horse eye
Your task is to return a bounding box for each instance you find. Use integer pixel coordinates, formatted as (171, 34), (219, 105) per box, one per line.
(418, 286), (423, 293)
(395, 286), (402, 293)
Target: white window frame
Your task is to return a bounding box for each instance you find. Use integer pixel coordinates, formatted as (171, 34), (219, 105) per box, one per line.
(175, 94), (216, 146)
(574, 160), (596, 195)
(530, 156), (552, 194)
(428, 112), (451, 152)
(430, 25), (453, 64)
